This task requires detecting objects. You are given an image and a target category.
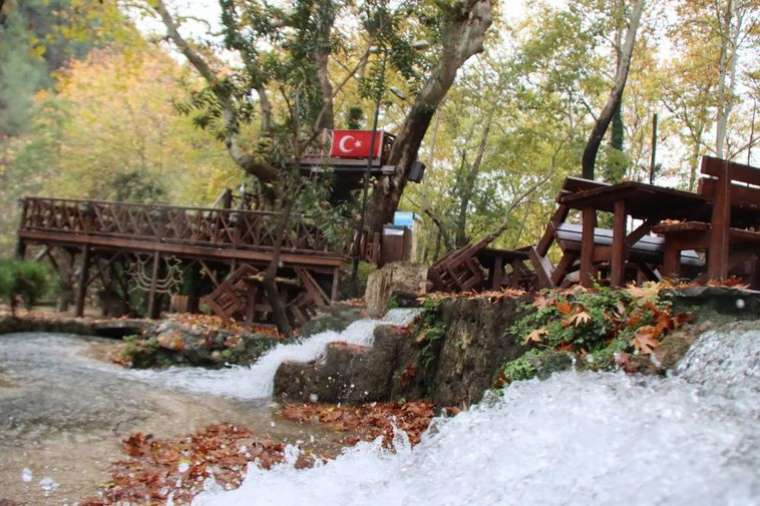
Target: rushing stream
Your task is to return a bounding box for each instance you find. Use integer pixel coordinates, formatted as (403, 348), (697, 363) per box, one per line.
(193, 322), (760, 506)
(1, 312), (758, 505)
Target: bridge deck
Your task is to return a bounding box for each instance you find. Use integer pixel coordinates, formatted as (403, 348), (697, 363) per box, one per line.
(17, 197), (345, 268)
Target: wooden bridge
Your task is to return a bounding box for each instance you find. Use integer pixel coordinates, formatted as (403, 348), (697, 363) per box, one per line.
(16, 197), (346, 325)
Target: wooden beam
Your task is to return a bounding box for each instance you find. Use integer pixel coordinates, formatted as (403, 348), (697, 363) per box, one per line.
(551, 252), (577, 287)
(75, 245), (90, 317)
(528, 246), (555, 289)
(18, 230), (345, 268)
(536, 205), (569, 257)
(624, 216), (658, 248)
(580, 208), (596, 287)
(610, 199), (627, 287)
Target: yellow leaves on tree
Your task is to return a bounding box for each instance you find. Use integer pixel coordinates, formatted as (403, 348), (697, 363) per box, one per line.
(44, 46), (244, 206)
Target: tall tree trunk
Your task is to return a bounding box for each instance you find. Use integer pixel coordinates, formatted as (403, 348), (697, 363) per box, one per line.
(455, 115), (492, 247)
(581, 0), (644, 180)
(715, 0), (741, 158)
(365, 0), (494, 233)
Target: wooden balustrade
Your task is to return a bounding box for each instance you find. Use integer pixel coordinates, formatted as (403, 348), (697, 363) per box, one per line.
(18, 197), (340, 257)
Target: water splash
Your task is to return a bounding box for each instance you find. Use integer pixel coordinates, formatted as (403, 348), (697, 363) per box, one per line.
(128, 308), (421, 399)
(194, 324), (760, 506)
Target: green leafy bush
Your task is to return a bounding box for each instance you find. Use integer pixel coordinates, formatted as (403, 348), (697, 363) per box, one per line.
(0, 259), (52, 315)
(498, 284), (690, 385)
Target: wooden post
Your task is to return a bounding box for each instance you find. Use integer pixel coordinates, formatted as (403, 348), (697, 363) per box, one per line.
(580, 207), (596, 287)
(491, 255), (504, 290)
(244, 283), (258, 324)
(330, 267), (341, 301)
(75, 245), (91, 317)
(610, 199), (627, 287)
(15, 240), (26, 260)
(662, 241), (681, 279)
(708, 162), (731, 279)
(147, 251), (161, 319)
(187, 263), (201, 314)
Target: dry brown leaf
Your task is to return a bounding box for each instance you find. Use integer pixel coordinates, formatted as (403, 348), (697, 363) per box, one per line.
(633, 325), (660, 355)
(524, 327), (547, 344)
(567, 311), (592, 327)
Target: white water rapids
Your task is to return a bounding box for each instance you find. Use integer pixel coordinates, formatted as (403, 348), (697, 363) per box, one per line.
(186, 322), (760, 506)
(124, 308), (421, 399)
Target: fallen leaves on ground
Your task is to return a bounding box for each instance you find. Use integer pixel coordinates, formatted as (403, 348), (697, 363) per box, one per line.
(80, 424), (309, 506)
(422, 287), (526, 304)
(279, 401), (437, 447)
(168, 313), (282, 339)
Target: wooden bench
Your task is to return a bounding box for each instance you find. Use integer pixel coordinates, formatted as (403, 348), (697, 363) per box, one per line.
(655, 156), (760, 285)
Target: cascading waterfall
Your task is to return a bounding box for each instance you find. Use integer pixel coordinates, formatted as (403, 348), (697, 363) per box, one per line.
(127, 308), (421, 399)
(193, 325), (760, 506)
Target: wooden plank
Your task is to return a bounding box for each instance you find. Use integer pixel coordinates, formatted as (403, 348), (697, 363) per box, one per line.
(610, 199), (627, 287)
(701, 155), (760, 187)
(580, 208), (596, 287)
(698, 177), (760, 209)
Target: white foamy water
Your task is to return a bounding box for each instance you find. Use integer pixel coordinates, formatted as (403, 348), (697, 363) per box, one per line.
(194, 326), (760, 506)
(127, 308), (420, 399)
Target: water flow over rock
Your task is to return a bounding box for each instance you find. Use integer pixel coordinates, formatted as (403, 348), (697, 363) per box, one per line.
(195, 323), (760, 506)
(129, 308), (421, 399)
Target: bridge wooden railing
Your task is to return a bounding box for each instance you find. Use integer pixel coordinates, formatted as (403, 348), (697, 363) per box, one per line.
(18, 197), (343, 257)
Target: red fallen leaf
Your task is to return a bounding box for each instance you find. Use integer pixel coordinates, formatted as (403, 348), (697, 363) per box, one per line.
(555, 301), (573, 315)
(278, 401), (439, 447)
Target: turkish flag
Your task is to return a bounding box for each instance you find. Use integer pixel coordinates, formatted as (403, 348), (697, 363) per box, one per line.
(330, 130), (384, 159)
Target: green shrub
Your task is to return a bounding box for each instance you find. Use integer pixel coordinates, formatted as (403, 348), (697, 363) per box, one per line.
(501, 284), (689, 381)
(0, 259), (52, 315)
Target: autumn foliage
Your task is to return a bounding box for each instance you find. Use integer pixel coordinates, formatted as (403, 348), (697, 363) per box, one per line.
(496, 283), (697, 385)
(82, 424), (298, 505)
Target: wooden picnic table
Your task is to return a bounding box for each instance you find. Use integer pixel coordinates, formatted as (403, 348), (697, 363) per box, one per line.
(560, 181), (711, 287)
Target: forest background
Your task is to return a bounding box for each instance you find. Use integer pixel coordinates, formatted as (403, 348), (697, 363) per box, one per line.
(1, 0), (758, 262)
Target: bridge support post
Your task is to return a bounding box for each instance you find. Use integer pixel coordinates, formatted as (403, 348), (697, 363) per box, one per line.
(148, 251), (161, 319)
(15, 240), (26, 260)
(75, 245), (91, 317)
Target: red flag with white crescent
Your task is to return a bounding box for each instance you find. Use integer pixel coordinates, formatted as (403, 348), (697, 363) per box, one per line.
(330, 130), (383, 159)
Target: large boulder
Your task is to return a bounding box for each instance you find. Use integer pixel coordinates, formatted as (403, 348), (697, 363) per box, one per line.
(365, 262), (428, 318)
(273, 294), (531, 407)
(274, 324), (419, 403)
